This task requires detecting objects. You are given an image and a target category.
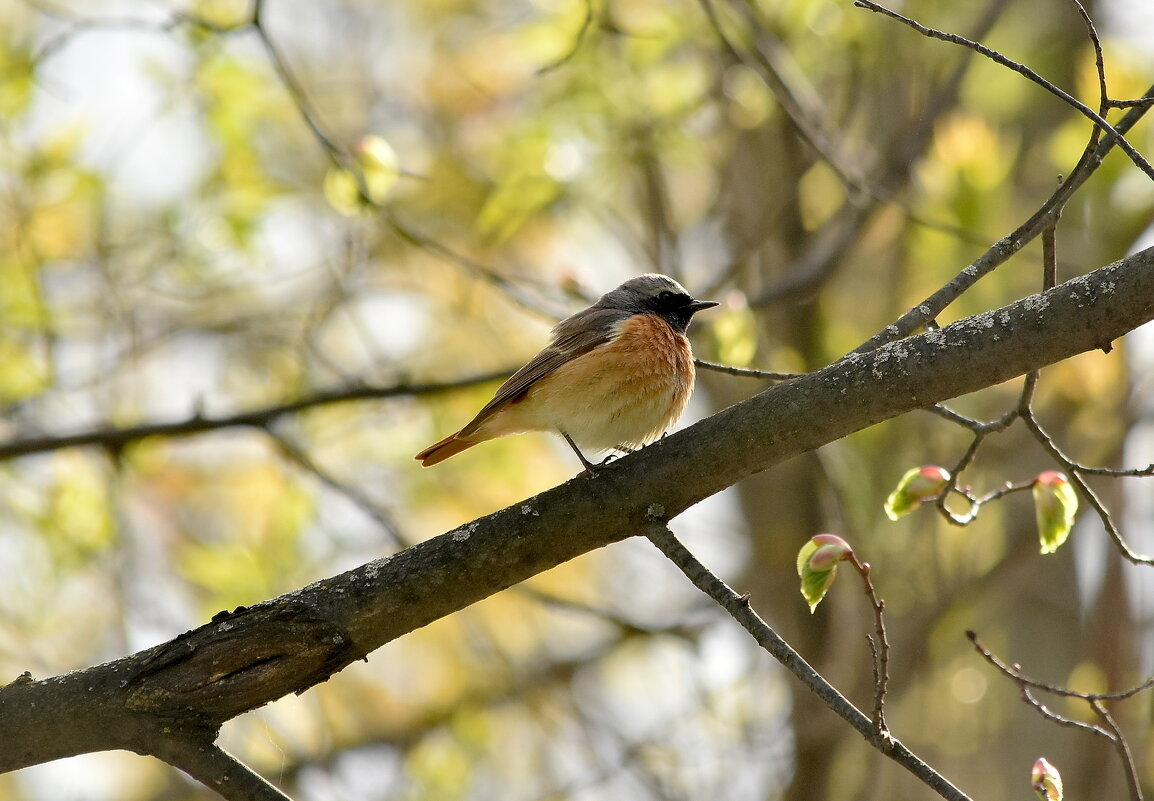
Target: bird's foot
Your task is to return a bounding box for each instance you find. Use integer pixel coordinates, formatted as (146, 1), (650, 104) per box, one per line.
(561, 432), (601, 476)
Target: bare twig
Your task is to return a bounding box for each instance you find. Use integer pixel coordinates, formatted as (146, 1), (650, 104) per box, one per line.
(848, 1), (1150, 355)
(1071, 463), (1154, 478)
(1018, 409), (1154, 565)
(1042, 225), (1058, 290)
(642, 523), (970, 801)
(1069, 0), (1109, 138)
(30, 4), (251, 64)
(923, 376), (1029, 525)
(265, 429), (409, 548)
(700, 0), (863, 192)
(853, 77), (1154, 354)
(536, 0), (595, 74)
(969, 631), (1154, 701)
(385, 213), (568, 322)
(694, 359), (802, 380)
(853, 1), (1154, 181)
(968, 631), (1151, 801)
(1090, 698), (1145, 801)
(844, 552), (890, 738)
(0, 370), (513, 461)
(250, 0), (345, 169)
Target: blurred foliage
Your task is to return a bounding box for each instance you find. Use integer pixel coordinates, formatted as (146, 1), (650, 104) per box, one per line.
(1, 0), (1153, 800)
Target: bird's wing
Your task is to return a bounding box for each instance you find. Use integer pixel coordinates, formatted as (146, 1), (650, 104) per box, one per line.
(457, 307), (623, 438)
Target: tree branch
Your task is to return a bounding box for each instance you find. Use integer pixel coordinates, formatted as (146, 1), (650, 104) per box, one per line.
(152, 737), (294, 801)
(2, 247), (1153, 787)
(853, 79), (1154, 353)
(853, 0), (1154, 180)
(641, 524), (967, 798)
(0, 370), (512, 461)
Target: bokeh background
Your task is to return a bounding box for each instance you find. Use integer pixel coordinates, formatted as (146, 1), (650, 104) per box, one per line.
(2, 0), (1154, 799)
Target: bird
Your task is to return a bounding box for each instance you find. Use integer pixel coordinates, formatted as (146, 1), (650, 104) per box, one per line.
(415, 274), (718, 471)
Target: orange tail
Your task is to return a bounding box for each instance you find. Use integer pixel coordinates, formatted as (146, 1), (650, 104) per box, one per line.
(415, 432), (479, 466)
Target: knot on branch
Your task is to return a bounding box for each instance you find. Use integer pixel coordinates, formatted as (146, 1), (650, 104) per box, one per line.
(126, 600), (359, 721)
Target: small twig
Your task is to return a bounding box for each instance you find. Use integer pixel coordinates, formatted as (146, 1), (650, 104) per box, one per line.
(844, 552), (890, 738)
(853, 1), (1154, 182)
(1042, 225), (1058, 290)
(700, 0), (863, 194)
(385, 213), (568, 322)
(1019, 684), (1111, 737)
(536, 0), (595, 74)
(1109, 97), (1154, 110)
(0, 370), (513, 461)
(694, 359), (802, 380)
(940, 478), (1037, 527)
(643, 522), (971, 801)
(1091, 698), (1145, 801)
(1018, 409), (1154, 565)
(852, 68), (1154, 355)
(1069, 0), (1109, 144)
(922, 404), (987, 429)
(266, 429), (409, 548)
(968, 630), (1154, 696)
(924, 381), (1026, 525)
(968, 631), (1151, 801)
(29, 5), (251, 64)
(250, 0), (346, 170)
(1073, 463), (1154, 478)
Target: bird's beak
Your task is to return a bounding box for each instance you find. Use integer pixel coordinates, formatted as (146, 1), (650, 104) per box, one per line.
(686, 299), (720, 313)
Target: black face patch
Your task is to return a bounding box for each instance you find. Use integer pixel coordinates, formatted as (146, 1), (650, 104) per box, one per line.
(646, 289), (693, 314)
(640, 289), (695, 333)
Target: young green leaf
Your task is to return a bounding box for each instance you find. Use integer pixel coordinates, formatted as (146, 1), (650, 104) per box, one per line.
(355, 135), (400, 203)
(1032, 757), (1063, 801)
(796, 534), (852, 613)
(884, 465), (950, 520)
(1032, 471), (1077, 554)
(324, 135), (400, 216)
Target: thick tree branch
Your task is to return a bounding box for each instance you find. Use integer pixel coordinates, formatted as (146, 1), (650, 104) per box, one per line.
(2, 248), (1153, 786)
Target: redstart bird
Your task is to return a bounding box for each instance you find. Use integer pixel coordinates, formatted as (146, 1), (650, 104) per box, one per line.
(415, 274), (718, 471)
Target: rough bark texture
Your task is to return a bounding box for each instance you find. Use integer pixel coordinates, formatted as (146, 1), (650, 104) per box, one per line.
(2, 247), (1152, 773)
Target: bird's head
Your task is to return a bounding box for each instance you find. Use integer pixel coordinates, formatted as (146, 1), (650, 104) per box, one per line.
(600, 274), (719, 333)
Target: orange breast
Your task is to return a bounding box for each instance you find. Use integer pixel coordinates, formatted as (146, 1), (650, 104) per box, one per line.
(478, 312), (696, 452)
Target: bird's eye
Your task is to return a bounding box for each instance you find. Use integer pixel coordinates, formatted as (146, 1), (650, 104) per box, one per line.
(657, 290), (676, 302)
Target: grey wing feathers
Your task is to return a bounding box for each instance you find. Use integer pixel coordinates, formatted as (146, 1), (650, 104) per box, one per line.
(457, 306), (626, 437)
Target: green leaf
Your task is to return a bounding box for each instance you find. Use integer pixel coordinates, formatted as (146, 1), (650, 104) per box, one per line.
(796, 534), (851, 613)
(355, 135), (400, 203)
(884, 465), (950, 521)
(1032, 757), (1063, 801)
(1033, 472), (1077, 554)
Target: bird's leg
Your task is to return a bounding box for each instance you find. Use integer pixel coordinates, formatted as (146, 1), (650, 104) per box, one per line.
(560, 431), (599, 474)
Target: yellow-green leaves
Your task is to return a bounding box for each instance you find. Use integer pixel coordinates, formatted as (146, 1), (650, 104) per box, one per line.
(1032, 757), (1063, 801)
(884, 465), (950, 520)
(797, 533), (852, 613)
(1033, 471), (1077, 554)
(324, 135), (401, 216)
